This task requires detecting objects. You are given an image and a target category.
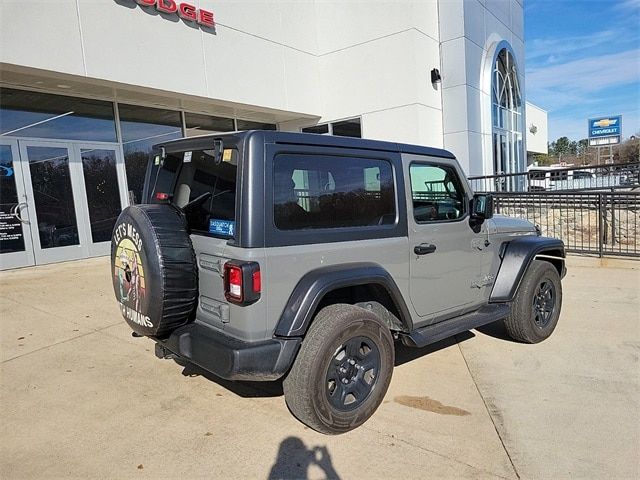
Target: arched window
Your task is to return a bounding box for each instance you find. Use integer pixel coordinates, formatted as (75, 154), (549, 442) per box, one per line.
(492, 47), (524, 189)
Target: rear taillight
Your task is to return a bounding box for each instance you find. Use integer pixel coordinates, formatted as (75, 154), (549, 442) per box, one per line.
(224, 260), (261, 305)
(155, 192), (170, 201)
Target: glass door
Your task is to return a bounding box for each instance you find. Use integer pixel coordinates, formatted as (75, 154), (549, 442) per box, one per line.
(0, 139), (35, 270)
(18, 140), (87, 264)
(16, 140), (129, 265)
(73, 143), (128, 257)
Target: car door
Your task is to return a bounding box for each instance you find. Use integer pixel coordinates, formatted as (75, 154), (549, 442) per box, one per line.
(403, 154), (495, 326)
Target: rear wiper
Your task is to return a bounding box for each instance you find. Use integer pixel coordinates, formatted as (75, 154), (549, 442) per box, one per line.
(181, 190), (232, 211)
(182, 192), (212, 210)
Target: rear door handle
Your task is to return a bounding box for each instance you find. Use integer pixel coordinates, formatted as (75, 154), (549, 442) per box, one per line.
(414, 243), (437, 255)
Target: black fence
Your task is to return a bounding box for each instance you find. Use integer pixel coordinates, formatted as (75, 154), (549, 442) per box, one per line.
(492, 191), (640, 257)
(468, 161), (640, 193)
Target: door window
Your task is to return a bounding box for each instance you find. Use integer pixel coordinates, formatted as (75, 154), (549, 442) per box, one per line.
(0, 145), (26, 254)
(410, 164), (466, 222)
(25, 146), (80, 249)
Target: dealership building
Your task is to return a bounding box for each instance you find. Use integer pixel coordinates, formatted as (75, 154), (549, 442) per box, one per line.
(0, 0), (545, 269)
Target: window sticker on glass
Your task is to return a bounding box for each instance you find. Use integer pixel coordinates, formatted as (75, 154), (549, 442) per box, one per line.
(154, 155), (161, 166)
(223, 149), (233, 162)
(209, 219), (235, 237)
(184, 151), (193, 163)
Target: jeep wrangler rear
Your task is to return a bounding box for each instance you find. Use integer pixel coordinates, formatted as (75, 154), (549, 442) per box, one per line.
(111, 131), (565, 434)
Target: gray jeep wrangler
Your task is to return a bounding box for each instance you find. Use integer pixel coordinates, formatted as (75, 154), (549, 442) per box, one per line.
(111, 131), (565, 434)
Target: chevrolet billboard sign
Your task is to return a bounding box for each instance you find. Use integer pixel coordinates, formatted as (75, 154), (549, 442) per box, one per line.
(589, 116), (622, 138)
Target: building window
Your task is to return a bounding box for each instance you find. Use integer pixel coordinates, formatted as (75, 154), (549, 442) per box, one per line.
(332, 118), (362, 137)
(302, 118), (362, 138)
(236, 119), (277, 131)
(491, 47), (524, 188)
(118, 104), (183, 204)
(185, 113), (235, 137)
(301, 124), (329, 135)
(0, 88), (117, 142)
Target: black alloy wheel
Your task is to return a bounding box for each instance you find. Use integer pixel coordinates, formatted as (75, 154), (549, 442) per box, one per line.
(532, 280), (556, 328)
(325, 336), (381, 411)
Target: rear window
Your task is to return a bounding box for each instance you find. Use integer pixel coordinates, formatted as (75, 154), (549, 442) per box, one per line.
(273, 154), (395, 230)
(149, 149), (238, 237)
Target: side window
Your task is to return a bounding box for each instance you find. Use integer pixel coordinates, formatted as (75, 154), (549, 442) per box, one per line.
(409, 163), (466, 222)
(273, 155), (396, 230)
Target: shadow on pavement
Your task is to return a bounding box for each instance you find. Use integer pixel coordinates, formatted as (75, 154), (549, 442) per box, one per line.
(178, 360), (285, 397)
(174, 329), (480, 397)
(268, 437), (341, 480)
(475, 320), (519, 342)
(394, 330), (475, 366)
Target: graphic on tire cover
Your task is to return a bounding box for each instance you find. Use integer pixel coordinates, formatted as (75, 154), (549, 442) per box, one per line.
(113, 232), (151, 329)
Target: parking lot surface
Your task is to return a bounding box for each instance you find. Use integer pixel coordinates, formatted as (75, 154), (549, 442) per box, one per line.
(1, 256), (638, 479)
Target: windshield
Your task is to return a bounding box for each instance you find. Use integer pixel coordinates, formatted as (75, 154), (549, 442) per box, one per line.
(149, 148), (238, 237)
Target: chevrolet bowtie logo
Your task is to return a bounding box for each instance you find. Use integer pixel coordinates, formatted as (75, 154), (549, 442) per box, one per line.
(594, 118), (618, 128)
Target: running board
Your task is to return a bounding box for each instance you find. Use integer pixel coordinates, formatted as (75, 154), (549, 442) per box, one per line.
(401, 304), (510, 348)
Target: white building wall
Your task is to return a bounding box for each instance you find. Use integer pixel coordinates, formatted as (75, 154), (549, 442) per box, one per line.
(525, 102), (549, 154)
(438, 0), (524, 175)
(1, 0), (526, 170)
(0, 0), (322, 117)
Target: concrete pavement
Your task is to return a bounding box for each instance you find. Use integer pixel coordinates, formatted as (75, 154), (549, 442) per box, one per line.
(0, 256), (638, 479)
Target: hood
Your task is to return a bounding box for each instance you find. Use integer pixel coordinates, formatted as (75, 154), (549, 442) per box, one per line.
(491, 214), (537, 234)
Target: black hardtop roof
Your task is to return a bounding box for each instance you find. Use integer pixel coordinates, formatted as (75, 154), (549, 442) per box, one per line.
(156, 130), (455, 159)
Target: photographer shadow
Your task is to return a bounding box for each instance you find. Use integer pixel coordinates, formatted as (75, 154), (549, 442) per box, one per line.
(268, 437), (341, 480)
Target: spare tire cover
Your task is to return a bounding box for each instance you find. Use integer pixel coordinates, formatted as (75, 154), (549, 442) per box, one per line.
(111, 204), (198, 337)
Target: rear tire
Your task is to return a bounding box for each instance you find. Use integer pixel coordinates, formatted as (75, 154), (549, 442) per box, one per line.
(283, 304), (394, 434)
(503, 260), (562, 343)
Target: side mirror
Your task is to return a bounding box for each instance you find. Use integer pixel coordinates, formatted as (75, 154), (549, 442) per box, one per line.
(471, 193), (494, 221)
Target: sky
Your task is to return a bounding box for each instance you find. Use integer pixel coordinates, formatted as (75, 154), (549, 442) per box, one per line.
(524, 0), (640, 143)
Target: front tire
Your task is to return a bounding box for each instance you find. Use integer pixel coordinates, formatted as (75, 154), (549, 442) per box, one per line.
(283, 304), (394, 434)
(503, 260), (562, 343)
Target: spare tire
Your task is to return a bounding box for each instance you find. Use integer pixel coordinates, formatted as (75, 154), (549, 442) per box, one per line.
(111, 204), (198, 338)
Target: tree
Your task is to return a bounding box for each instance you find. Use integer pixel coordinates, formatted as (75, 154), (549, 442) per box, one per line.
(613, 135), (639, 164)
(549, 136), (571, 162)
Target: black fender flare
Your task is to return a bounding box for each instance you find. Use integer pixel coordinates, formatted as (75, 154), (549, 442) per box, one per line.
(490, 236), (566, 303)
(274, 262), (413, 337)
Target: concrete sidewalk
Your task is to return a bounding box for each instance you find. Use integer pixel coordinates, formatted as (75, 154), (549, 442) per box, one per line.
(0, 256), (638, 479)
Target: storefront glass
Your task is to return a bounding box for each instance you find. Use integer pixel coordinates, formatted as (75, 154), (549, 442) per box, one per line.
(332, 119), (361, 138)
(236, 119), (277, 131)
(118, 104), (182, 203)
(81, 148), (122, 243)
(0, 88), (117, 142)
(302, 118), (361, 138)
(185, 113), (235, 137)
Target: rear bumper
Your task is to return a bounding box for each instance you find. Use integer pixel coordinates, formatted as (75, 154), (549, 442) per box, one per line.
(154, 322), (301, 381)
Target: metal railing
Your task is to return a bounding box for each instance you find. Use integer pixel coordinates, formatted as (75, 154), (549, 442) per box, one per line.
(492, 191), (640, 257)
(468, 161), (640, 193)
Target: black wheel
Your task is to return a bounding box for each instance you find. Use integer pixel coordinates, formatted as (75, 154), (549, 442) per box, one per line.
(283, 304), (394, 434)
(503, 260), (562, 343)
